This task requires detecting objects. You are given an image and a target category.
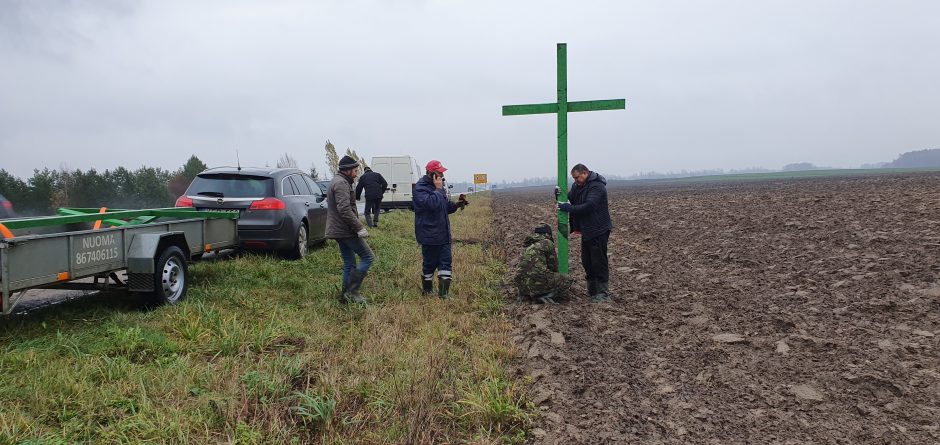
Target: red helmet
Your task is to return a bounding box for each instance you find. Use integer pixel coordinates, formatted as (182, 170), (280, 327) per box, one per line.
(425, 160), (447, 174)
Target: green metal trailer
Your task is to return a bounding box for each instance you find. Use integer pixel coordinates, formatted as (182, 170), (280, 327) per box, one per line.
(0, 208), (239, 315)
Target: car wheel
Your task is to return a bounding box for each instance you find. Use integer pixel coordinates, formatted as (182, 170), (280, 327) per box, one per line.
(290, 222), (309, 260)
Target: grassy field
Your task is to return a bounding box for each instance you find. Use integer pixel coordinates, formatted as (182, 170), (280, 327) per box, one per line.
(0, 194), (532, 444)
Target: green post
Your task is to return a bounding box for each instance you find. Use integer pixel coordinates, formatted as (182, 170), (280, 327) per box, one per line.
(502, 43), (625, 275)
(556, 43), (569, 275)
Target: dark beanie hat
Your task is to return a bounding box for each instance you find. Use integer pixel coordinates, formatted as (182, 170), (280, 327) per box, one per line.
(338, 155), (359, 170)
(534, 223), (553, 239)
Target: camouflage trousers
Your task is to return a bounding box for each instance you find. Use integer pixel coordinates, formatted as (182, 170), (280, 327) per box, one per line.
(517, 273), (572, 302)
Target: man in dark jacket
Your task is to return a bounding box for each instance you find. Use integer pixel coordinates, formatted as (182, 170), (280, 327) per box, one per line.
(355, 166), (388, 228)
(412, 160), (467, 298)
(558, 163), (614, 302)
(326, 155), (374, 304)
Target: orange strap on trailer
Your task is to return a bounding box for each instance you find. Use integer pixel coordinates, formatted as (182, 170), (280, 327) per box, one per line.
(93, 207), (107, 230)
(0, 223), (13, 239)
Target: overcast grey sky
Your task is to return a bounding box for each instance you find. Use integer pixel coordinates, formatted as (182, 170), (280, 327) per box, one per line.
(2, 0), (939, 182)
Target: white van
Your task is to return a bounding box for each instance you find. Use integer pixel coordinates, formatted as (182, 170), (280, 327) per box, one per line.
(370, 155), (422, 210)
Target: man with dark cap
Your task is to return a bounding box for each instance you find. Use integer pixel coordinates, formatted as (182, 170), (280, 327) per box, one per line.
(326, 155), (374, 304)
(355, 166), (388, 228)
(412, 159), (468, 298)
(558, 163), (613, 302)
(514, 224), (572, 304)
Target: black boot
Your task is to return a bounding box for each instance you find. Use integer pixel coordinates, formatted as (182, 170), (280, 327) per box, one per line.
(338, 276), (350, 303)
(591, 281), (611, 303)
(438, 276), (451, 299)
(343, 269), (368, 304)
(422, 276), (434, 295)
(587, 280), (597, 298)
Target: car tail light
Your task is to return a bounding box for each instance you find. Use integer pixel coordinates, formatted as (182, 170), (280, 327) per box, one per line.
(1, 201), (11, 210)
(249, 197), (286, 210)
(175, 196), (193, 207)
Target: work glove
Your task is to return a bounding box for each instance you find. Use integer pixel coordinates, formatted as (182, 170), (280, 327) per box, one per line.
(357, 228), (369, 238)
(456, 194), (470, 210)
(557, 202), (572, 212)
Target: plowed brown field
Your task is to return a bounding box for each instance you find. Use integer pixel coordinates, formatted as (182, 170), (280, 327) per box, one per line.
(494, 173), (940, 444)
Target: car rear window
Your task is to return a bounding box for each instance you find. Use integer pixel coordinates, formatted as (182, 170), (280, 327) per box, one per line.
(187, 174), (274, 198)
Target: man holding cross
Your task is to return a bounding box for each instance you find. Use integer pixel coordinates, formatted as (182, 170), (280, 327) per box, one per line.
(558, 163), (613, 302)
(502, 42), (625, 303)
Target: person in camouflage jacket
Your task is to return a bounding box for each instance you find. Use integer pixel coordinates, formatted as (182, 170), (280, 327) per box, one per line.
(514, 224), (571, 304)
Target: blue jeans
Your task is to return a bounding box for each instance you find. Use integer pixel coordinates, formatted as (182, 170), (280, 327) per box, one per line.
(336, 237), (375, 285)
(421, 243), (452, 280)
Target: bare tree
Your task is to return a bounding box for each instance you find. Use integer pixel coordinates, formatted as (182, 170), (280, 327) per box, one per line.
(325, 140), (340, 174)
(309, 163), (321, 181)
(345, 148), (368, 174)
(277, 152), (298, 168)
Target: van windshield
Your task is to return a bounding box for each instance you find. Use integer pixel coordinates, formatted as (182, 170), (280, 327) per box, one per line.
(186, 174), (274, 198)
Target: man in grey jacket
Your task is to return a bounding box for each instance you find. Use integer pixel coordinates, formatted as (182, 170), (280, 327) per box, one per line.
(326, 155), (374, 304)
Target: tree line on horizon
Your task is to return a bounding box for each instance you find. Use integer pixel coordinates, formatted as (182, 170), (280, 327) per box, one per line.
(0, 140), (371, 216)
(4, 147), (936, 215)
(0, 155), (210, 216)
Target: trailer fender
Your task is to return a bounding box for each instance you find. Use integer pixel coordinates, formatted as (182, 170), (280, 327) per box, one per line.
(127, 232), (190, 292)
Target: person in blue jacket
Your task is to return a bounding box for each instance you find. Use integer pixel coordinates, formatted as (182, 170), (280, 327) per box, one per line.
(558, 163), (614, 302)
(413, 159), (468, 298)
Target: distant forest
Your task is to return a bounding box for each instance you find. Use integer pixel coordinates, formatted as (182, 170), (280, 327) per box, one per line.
(0, 156), (209, 216)
(884, 148), (940, 168)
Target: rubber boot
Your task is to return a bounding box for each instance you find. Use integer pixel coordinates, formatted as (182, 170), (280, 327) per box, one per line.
(591, 281), (612, 303)
(337, 275), (350, 303)
(422, 276), (434, 295)
(343, 269), (368, 304)
(438, 277), (451, 299)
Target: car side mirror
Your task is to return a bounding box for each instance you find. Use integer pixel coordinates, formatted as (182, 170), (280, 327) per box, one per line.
(316, 195), (326, 203)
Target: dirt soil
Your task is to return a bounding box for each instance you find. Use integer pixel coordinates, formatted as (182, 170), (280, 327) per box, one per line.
(495, 173), (940, 444)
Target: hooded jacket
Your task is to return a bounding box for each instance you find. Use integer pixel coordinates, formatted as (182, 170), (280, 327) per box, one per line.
(412, 174), (458, 245)
(566, 171), (613, 241)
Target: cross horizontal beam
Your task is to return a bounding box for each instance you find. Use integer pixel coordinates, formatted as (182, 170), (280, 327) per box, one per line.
(502, 98), (626, 116)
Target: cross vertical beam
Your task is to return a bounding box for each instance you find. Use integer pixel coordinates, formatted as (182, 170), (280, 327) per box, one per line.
(556, 43), (569, 275)
(502, 43), (625, 276)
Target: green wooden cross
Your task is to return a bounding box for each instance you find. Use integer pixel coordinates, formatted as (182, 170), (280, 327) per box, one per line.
(502, 43), (625, 275)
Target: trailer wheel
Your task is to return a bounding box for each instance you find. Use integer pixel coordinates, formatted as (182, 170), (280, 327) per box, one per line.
(146, 245), (188, 306)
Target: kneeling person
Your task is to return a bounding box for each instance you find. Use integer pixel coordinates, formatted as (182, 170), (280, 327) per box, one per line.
(515, 224), (571, 304)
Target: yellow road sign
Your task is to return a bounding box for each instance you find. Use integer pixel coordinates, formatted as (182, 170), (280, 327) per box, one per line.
(473, 174), (488, 185)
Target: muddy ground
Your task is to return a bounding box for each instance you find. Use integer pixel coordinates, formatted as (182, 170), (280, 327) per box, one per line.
(495, 173), (940, 444)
